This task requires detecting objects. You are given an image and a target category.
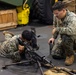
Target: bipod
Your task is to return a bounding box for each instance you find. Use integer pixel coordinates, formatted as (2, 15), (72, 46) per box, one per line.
(35, 60), (44, 75)
(2, 60), (32, 69)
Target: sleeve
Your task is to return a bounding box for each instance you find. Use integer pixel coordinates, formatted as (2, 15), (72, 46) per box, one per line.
(56, 17), (76, 35)
(52, 31), (59, 39)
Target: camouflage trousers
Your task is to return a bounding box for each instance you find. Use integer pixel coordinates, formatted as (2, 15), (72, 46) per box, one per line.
(51, 35), (75, 59)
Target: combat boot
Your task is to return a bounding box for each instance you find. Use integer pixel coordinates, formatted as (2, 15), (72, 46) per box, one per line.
(3, 31), (14, 41)
(3, 31), (14, 36)
(65, 55), (74, 66)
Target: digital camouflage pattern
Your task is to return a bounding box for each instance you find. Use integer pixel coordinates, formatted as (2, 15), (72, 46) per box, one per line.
(54, 10), (76, 38)
(52, 10), (76, 58)
(0, 34), (21, 62)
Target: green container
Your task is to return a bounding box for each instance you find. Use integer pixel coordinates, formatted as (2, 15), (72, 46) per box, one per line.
(0, 0), (33, 8)
(0, 0), (24, 6)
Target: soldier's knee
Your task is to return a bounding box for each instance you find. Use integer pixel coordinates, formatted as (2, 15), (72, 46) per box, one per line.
(51, 49), (65, 59)
(61, 35), (72, 45)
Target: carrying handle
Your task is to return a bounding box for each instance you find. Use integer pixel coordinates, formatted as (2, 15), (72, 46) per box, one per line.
(23, 0), (28, 9)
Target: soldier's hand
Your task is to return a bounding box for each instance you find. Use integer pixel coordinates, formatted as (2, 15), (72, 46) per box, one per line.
(18, 45), (25, 53)
(48, 37), (55, 44)
(52, 28), (57, 35)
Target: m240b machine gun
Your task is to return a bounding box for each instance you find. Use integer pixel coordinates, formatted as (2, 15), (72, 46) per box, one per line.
(2, 41), (54, 75)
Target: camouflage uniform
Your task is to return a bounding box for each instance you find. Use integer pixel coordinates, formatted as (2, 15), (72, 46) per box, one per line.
(0, 34), (21, 62)
(51, 10), (76, 58)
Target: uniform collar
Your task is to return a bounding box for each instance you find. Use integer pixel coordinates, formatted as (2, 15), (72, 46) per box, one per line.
(61, 9), (70, 21)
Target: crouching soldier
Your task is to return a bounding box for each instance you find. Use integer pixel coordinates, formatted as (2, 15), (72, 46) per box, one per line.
(48, 1), (76, 66)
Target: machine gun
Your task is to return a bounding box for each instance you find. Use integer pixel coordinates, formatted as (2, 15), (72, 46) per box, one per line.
(2, 41), (54, 75)
(20, 42), (76, 75)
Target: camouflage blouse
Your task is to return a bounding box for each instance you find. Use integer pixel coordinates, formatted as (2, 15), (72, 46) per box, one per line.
(53, 10), (76, 40)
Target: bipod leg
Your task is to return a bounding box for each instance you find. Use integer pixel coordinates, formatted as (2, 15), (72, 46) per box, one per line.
(37, 60), (44, 75)
(2, 60), (32, 69)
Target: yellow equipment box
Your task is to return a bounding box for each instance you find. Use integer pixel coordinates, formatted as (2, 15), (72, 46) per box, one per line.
(17, 4), (30, 25)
